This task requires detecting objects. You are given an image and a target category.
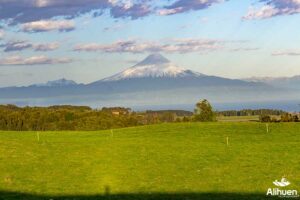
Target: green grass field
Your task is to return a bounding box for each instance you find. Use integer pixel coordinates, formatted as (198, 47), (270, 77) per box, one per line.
(0, 122), (300, 200)
(217, 115), (260, 122)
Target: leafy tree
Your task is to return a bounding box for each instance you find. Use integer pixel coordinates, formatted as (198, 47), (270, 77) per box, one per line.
(281, 113), (292, 122)
(194, 99), (216, 122)
(293, 115), (299, 122)
(260, 115), (271, 122)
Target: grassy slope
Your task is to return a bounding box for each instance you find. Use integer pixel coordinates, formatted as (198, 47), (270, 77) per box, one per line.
(0, 122), (300, 199)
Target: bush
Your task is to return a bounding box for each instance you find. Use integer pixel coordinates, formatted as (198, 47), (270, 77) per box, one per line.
(260, 115), (271, 122)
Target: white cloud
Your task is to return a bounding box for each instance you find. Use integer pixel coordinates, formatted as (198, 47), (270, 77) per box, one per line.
(0, 30), (4, 39)
(34, 0), (52, 8)
(73, 39), (224, 54)
(0, 55), (72, 65)
(243, 0), (300, 20)
(272, 50), (300, 56)
(0, 40), (32, 52)
(158, 0), (223, 16)
(33, 42), (60, 51)
(73, 38), (256, 54)
(1, 41), (60, 52)
(158, 8), (183, 16)
(230, 47), (260, 52)
(243, 5), (280, 20)
(21, 20), (75, 32)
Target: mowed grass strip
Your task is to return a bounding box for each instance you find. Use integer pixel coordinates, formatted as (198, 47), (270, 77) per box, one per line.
(0, 122), (299, 197)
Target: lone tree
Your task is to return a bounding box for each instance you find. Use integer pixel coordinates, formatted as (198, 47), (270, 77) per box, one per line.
(194, 99), (216, 122)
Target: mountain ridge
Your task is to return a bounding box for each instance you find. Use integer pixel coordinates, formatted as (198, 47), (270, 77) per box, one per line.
(243, 75), (300, 90)
(244, 75), (300, 82)
(31, 78), (78, 87)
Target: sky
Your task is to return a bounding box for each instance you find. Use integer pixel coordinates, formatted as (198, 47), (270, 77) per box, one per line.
(1, 0), (300, 87)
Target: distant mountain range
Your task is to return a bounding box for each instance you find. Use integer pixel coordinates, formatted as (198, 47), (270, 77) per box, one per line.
(243, 76), (300, 89)
(0, 54), (299, 111)
(31, 78), (78, 87)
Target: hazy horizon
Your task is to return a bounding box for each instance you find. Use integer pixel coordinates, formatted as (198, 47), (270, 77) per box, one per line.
(1, 53), (300, 88)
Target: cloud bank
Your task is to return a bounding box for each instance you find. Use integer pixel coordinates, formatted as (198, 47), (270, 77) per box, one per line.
(272, 50), (300, 56)
(21, 20), (75, 32)
(0, 0), (229, 26)
(0, 41), (59, 52)
(73, 39), (225, 54)
(0, 55), (72, 66)
(244, 0), (300, 20)
(1, 0), (300, 25)
(73, 38), (257, 54)
(0, 0), (153, 25)
(159, 0), (224, 16)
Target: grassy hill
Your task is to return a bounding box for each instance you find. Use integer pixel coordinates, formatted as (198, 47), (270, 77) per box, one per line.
(0, 122), (299, 199)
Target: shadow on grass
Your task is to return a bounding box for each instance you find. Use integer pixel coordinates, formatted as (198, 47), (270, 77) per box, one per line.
(0, 191), (277, 200)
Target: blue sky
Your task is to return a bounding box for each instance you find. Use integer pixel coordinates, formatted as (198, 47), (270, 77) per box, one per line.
(1, 0), (300, 87)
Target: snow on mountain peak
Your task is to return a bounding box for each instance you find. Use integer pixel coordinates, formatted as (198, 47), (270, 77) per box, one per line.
(102, 54), (204, 81)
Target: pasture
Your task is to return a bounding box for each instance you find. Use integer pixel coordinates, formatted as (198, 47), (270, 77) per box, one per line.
(0, 122), (299, 199)
(217, 115), (260, 122)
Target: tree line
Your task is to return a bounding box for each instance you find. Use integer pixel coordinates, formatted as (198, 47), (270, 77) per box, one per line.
(0, 101), (216, 131)
(0, 101), (298, 131)
(217, 109), (286, 117)
(0, 105), (140, 131)
(217, 107), (300, 123)
(260, 113), (299, 122)
(0, 104), (200, 131)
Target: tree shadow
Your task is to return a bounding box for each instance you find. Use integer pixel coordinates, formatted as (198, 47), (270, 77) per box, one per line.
(0, 191), (277, 200)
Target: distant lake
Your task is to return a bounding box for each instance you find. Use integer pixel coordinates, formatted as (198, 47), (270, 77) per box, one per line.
(133, 100), (300, 112)
(1, 96), (299, 112)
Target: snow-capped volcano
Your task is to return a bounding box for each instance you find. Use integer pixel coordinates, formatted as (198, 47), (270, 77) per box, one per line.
(102, 53), (204, 81)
